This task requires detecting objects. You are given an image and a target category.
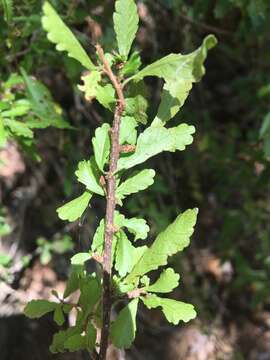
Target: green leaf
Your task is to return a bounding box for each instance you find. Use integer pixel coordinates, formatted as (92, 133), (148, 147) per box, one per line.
(123, 217), (149, 241)
(116, 169), (155, 203)
(79, 277), (101, 317)
(20, 68), (70, 129)
(24, 300), (57, 318)
(115, 231), (136, 277)
(0, 253), (12, 267)
(85, 322), (97, 351)
(110, 298), (139, 348)
(142, 294), (196, 324)
(92, 123), (111, 172)
(64, 265), (84, 298)
(128, 35), (217, 124)
(118, 124), (195, 171)
(57, 191), (92, 222)
(71, 252), (91, 265)
(64, 334), (85, 352)
(78, 71), (101, 100)
(120, 52), (142, 77)
(42, 2), (95, 70)
(126, 208), (198, 281)
(147, 268), (180, 293)
(75, 159), (104, 195)
(0, 117), (7, 146)
(113, 0), (139, 58)
(95, 84), (115, 111)
(91, 219), (105, 254)
(125, 96), (148, 125)
(4, 119), (33, 138)
(53, 304), (65, 325)
(260, 112), (270, 139)
(50, 327), (80, 353)
(119, 116), (137, 145)
(131, 35), (217, 82)
(1, 99), (31, 117)
(91, 213), (125, 254)
(1, 0), (13, 23)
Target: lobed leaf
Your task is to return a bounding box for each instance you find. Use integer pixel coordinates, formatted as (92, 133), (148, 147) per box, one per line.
(75, 158), (104, 195)
(116, 169), (155, 203)
(119, 116), (137, 145)
(126, 208), (198, 282)
(57, 191), (92, 222)
(53, 304), (65, 326)
(50, 327), (80, 353)
(113, 0), (139, 58)
(117, 124), (195, 171)
(122, 217), (149, 241)
(147, 268), (180, 293)
(115, 231), (136, 277)
(24, 299), (58, 319)
(92, 123), (111, 172)
(71, 252), (91, 265)
(42, 2), (95, 70)
(110, 298), (139, 348)
(78, 71), (101, 100)
(142, 294), (196, 324)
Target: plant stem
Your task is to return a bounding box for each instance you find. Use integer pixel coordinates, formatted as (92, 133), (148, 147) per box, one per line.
(96, 45), (125, 360)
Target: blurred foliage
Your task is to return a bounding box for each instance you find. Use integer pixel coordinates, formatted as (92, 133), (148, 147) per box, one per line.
(0, 0), (270, 317)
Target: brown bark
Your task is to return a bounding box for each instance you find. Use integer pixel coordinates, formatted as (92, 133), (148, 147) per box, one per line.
(96, 45), (125, 360)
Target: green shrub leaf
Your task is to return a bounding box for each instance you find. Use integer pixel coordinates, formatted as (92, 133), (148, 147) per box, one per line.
(85, 322), (97, 351)
(115, 231), (136, 277)
(116, 169), (155, 202)
(126, 208), (198, 281)
(119, 116), (137, 145)
(142, 294), (196, 324)
(56, 191), (92, 222)
(78, 71), (101, 100)
(147, 268), (180, 293)
(53, 304), (65, 326)
(71, 252), (91, 265)
(64, 334), (85, 352)
(24, 300), (57, 318)
(110, 298), (139, 348)
(113, 0), (139, 58)
(122, 217), (150, 241)
(118, 124), (195, 171)
(42, 2), (95, 70)
(92, 123), (111, 172)
(75, 159), (104, 195)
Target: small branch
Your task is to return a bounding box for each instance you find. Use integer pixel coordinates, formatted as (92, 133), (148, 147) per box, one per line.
(96, 44), (125, 360)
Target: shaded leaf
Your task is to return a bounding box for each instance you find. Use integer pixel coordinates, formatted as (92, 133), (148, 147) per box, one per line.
(53, 304), (65, 326)
(115, 231), (136, 277)
(110, 298), (139, 348)
(119, 116), (137, 145)
(24, 300), (57, 318)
